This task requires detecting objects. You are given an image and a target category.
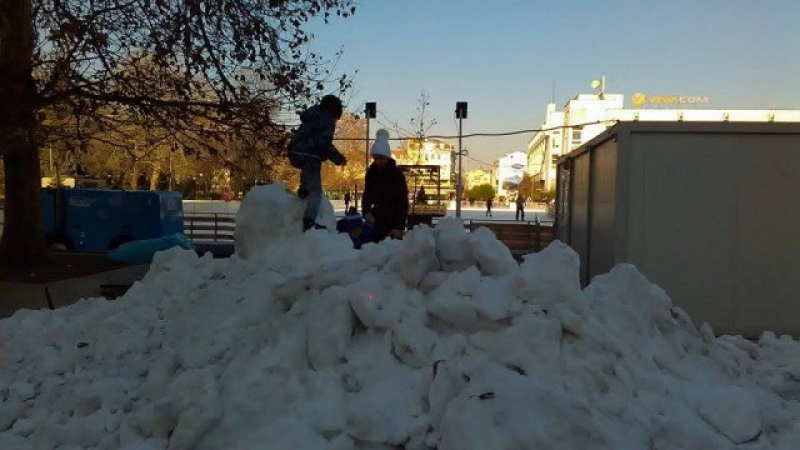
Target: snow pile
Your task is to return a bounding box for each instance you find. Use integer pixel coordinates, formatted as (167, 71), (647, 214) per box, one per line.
(234, 182), (337, 258)
(2, 184), (800, 450)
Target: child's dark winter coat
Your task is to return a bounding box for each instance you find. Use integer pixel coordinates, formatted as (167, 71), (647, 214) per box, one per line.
(336, 212), (375, 249)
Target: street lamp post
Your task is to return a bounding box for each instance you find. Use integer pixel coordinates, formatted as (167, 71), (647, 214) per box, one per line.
(455, 102), (468, 218)
(362, 102), (377, 211)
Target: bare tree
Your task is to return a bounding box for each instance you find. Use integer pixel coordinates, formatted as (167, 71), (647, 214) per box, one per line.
(0, 0), (357, 263)
(321, 111), (365, 192)
(408, 91), (437, 164)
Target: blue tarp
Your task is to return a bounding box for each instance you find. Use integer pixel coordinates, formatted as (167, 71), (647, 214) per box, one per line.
(108, 233), (194, 264)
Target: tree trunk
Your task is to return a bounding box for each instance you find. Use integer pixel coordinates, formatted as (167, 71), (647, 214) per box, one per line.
(150, 159), (161, 191)
(0, 140), (45, 264)
(0, 0), (45, 264)
(129, 164), (139, 190)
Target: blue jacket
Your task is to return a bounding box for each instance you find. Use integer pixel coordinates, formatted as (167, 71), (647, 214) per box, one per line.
(336, 212), (375, 249)
(288, 104), (345, 170)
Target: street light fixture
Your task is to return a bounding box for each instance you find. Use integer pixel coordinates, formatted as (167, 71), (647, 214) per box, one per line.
(455, 101), (468, 218)
(364, 102), (376, 170)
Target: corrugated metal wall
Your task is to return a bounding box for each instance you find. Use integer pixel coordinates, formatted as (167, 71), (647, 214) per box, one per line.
(624, 131), (800, 336)
(626, 133), (740, 330)
(558, 122), (800, 336)
(555, 165), (571, 242)
(569, 154), (591, 284)
(588, 142), (618, 282)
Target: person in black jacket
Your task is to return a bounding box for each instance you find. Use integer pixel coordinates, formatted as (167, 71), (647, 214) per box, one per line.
(287, 94), (347, 231)
(362, 129), (409, 241)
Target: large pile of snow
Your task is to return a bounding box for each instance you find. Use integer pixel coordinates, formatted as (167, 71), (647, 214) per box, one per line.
(2, 183), (800, 450)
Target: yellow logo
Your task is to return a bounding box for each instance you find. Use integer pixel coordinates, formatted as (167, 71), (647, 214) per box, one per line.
(631, 92), (709, 106)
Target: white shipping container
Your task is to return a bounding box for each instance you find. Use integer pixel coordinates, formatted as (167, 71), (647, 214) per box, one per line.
(556, 121), (800, 337)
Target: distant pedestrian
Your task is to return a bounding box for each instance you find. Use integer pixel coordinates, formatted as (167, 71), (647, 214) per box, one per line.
(287, 94), (347, 231)
(222, 189), (234, 202)
(415, 186), (428, 204)
(485, 197), (493, 217)
(515, 194), (525, 221)
(344, 191), (351, 210)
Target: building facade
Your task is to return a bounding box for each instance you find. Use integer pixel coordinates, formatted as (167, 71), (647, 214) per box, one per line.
(465, 169), (493, 191)
(392, 138), (456, 200)
(561, 93), (625, 155)
(526, 103), (564, 193)
(527, 85), (800, 192)
(493, 151), (528, 200)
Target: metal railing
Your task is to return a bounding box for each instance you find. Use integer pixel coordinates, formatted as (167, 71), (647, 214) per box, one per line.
(182, 211), (556, 256)
(431, 213), (554, 227)
(183, 212), (236, 242)
(183, 212), (353, 242)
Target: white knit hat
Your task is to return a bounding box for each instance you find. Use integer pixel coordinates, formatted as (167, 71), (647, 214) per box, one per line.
(370, 128), (392, 158)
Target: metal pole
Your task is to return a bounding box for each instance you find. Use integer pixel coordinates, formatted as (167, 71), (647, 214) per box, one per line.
(168, 149), (173, 191)
(365, 118), (370, 175)
(362, 102), (376, 213)
(456, 116), (462, 218)
(364, 118), (369, 212)
(454, 101), (467, 218)
(354, 183), (359, 211)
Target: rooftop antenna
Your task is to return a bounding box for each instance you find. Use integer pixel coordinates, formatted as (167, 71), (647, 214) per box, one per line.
(591, 75), (606, 100)
(551, 79), (556, 104)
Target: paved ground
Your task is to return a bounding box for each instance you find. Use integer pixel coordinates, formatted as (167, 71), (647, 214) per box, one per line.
(0, 253), (150, 319)
(0, 253), (130, 284)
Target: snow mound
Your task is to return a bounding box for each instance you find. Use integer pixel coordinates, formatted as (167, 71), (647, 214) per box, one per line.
(2, 183), (800, 450)
(234, 182), (337, 258)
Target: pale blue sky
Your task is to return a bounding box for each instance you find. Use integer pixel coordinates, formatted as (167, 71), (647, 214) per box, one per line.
(308, 1), (799, 169)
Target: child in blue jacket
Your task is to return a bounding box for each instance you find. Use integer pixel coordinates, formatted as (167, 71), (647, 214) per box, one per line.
(336, 207), (375, 249)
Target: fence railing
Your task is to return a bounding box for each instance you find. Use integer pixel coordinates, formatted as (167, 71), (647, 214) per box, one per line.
(183, 212), (555, 256)
(182, 212), (357, 242)
(184, 212), (236, 242)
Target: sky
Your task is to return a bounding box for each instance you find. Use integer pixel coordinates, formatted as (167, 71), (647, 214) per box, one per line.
(307, 0), (800, 170)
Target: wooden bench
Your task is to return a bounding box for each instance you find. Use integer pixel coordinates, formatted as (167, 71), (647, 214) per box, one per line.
(407, 203), (448, 228)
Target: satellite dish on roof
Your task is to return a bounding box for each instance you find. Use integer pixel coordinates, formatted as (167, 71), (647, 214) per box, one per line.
(591, 80), (601, 89)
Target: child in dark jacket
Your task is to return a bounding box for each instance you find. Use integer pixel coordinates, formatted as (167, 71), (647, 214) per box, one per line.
(336, 207), (375, 249)
(287, 95), (347, 231)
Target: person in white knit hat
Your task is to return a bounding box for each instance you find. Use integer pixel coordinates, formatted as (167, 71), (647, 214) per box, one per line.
(361, 129), (409, 241)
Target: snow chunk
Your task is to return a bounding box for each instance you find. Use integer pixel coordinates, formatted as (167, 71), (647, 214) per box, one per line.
(390, 225), (439, 288)
(434, 217), (474, 271)
(514, 240), (582, 308)
(308, 286), (354, 369)
(234, 183), (337, 258)
(468, 227), (518, 276)
(697, 386), (763, 444)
